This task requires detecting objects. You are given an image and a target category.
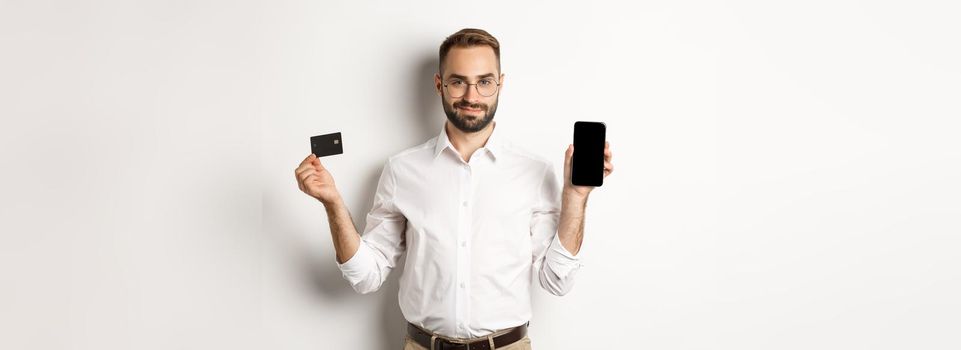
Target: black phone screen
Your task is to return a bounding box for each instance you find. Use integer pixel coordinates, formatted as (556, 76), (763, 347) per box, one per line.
(571, 121), (606, 187)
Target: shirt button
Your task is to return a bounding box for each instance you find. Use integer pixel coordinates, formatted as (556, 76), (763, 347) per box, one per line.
(462, 201), (468, 207)
(459, 282), (465, 288)
(460, 241), (466, 247)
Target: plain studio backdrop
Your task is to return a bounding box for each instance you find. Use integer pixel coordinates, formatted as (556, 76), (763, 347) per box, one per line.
(1, 0), (959, 349)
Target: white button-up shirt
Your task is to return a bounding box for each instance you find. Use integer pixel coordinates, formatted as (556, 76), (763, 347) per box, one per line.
(335, 121), (584, 339)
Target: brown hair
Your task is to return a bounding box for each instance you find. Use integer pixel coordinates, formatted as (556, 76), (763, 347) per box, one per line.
(438, 28), (501, 76)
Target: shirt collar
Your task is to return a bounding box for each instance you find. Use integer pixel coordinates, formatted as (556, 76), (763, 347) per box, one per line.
(432, 121), (501, 161)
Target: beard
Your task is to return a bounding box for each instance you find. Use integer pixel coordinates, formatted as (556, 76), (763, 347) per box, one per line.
(442, 94), (498, 133)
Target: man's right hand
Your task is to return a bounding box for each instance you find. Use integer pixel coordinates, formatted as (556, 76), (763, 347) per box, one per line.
(295, 154), (341, 205)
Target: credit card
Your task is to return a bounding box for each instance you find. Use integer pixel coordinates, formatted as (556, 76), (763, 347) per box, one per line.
(310, 132), (343, 157)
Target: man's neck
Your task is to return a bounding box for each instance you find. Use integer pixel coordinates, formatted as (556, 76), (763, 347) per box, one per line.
(446, 120), (495, 163)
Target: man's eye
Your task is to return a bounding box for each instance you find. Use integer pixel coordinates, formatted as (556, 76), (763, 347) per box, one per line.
(479, 80), (494, 86)
(449, 81), (465, 86)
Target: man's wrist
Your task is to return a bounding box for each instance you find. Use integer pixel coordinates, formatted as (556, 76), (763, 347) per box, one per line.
(562, 188), (589, 204)
(321, 193), (345, 211)
(561, 189), (589, 216)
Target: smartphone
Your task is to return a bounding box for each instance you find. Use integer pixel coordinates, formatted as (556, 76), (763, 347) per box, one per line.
(310, 132), (344, 158)
(571, 121), (606, 187)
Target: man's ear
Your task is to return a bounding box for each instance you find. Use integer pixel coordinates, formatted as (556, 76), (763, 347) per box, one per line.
(434, 73), (443, 96)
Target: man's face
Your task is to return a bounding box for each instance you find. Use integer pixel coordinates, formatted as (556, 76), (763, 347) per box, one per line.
(435, 46), (504, 133)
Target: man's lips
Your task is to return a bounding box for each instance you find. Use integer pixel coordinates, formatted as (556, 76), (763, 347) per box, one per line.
(458, 106), (483, 112)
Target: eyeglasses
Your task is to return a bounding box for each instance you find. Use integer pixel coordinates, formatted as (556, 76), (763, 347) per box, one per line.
(443, 78), (500, 98)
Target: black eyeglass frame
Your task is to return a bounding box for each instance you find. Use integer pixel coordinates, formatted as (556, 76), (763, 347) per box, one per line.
(442, 78), (501, 98)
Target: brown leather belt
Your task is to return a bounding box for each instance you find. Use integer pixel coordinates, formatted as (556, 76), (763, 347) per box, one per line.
(406, 322), (528, 350)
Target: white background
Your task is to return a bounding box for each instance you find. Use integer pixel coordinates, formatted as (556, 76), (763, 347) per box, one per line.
(2, 1), (959, 349)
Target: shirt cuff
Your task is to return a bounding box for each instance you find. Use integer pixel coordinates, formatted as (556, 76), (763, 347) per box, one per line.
(546, 234), (585, 280)
(335, 242), (374, 284)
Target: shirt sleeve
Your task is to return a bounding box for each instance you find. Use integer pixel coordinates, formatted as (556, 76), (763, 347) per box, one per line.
(335, 158), (407, 294)
(530, 161), (585, 296)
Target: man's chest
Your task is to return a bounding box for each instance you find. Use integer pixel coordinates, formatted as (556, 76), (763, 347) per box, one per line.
(394, 163), (542, 233)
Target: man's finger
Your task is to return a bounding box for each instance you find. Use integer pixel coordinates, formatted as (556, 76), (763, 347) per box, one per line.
(299, 154), (315, 168)
(298, 169), (316, 182)
(296, 164), (316, 177)
(295, 163), (312, 175)
(604, 163), (614, 177)
(297, 164), (317, 175)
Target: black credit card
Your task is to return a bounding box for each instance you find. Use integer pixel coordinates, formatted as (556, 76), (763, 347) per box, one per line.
(310, 132), (344, 157)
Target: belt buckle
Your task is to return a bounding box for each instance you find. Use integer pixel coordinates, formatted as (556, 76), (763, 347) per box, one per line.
(439, 339), (470, 350)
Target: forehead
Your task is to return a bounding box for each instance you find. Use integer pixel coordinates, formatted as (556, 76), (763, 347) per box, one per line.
(443, 46), (499, 78)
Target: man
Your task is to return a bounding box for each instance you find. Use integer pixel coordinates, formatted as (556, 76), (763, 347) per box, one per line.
(294, 28), (613, 350)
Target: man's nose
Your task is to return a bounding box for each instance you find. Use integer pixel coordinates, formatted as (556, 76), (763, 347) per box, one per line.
(461, 84), (481, 102)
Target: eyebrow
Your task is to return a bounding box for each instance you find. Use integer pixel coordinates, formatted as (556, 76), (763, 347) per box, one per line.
(447, 73), (497, 80)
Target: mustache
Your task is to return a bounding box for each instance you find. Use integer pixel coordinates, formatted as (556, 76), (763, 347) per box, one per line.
(453, 101), (488, 111)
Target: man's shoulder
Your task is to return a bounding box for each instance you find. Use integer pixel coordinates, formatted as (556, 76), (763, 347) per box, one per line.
(384, 137), (437, 166)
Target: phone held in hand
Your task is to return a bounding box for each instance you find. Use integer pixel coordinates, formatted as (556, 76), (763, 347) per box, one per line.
(571, 121), (606, 187)
(310, 132), (344, 158)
